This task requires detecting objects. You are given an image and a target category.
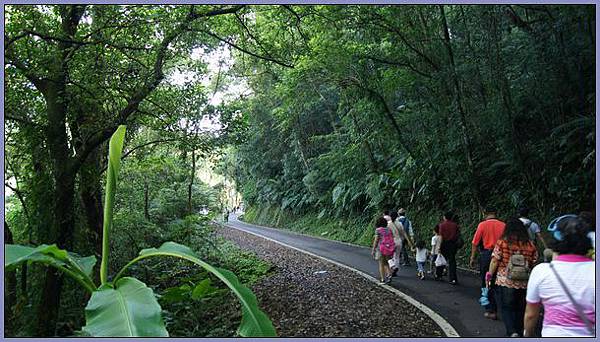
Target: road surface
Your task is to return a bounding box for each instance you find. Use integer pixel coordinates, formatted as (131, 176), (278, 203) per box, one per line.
(224, 214), (505, 337)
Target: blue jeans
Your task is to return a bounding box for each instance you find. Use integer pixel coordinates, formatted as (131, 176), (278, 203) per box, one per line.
(417, 261), (425, 273)
(479, 249), (497, 313)
(498, 286), (526, 336)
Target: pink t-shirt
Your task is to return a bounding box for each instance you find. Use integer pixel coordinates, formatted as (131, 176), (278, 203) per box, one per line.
(526, 255), (595, 337)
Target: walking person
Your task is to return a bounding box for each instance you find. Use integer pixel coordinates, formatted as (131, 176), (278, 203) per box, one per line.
(389, 211), (409, 276)
(415, 240), (429, 280)
(397, 208), (414, 266)
(486, 217), (538, 337)
(524, 215), (595, 337)
(439, 211), (461, 285)
(371, 217), (396, 284)
(470, 207), (506, 320)
(430, 225), (443, 276)
(429, 224), (446, 280)
(518, 206), (547, 251)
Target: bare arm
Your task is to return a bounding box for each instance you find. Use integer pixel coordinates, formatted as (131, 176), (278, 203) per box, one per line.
(536, 232), (548, 249)
(371, 235), (379, 256)
(469, 245), (478, 268)
(523, 302), (541, 337)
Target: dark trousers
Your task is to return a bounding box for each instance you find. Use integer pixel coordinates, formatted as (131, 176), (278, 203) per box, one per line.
(440, 240), (458, 282)
(479, 249), (497, 313)
(401, 239), (410, 265)
(435, 264), (445, 279)
(498, 286), (526, 336)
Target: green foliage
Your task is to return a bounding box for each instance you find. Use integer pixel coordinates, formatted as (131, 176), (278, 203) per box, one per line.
(114, 241), (276, 337)
(5, 244), (96, 293)
(82, 277), (168, 337)
(5, 127), (275, 337)
(101, 125), (126, 285)
(228, 5), (595, 251)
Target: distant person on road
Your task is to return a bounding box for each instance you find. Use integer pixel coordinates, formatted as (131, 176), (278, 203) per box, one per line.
(372, 217), (395, 284)
(397, 208), (414, 266)
(486, 217), (538, 337)
(470, 207), (506, 320)
(388, 211), (409, 276)
(415, 240), (429, 280)
(579, 211), (595, 252)
(524, 216), (595, 337)
(383, 210), (392, 222)
(518, 206), (547, 251)
(430, 224), (443, 277)
(439, 211), (460, 285)
(224, 209), (229, 223)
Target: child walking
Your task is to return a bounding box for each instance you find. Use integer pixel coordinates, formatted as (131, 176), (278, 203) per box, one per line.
(430, 225), (442, 274)
(415, 240), (429, 280)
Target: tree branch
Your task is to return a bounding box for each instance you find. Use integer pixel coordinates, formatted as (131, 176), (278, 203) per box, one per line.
(363, 54), (432, 78)
(199, 29), (294, 68)
(72, 5), (246, 173)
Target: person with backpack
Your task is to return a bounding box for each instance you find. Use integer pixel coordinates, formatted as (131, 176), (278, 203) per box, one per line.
(523, 215), (595, 337)
(518, 206), (547, 251)
(397, 208), (414, 266)
(439, 211), (461, 285)
(371, 217), (396, 284)
(389, 211), (411, 276)
(470, 207), (506, 320)
(485, 217), (538, 337)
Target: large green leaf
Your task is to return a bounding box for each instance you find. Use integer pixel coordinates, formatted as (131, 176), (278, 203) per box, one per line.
(100, 125), (127, 285)
(5, 244), (96, 292)
(83, 277), (168, 337)
(114, 242), (276, 337)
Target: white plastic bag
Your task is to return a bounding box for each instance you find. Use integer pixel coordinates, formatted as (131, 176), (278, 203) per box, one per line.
(435, 254), (447, 267)
(388, 259), (396, 269)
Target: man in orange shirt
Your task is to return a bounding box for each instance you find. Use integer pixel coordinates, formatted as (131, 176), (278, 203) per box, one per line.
(469, 207), (505, 319)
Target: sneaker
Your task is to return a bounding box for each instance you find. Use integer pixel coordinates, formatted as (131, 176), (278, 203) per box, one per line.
(510, 333), (519, 337)
(449, 280), (457, 285)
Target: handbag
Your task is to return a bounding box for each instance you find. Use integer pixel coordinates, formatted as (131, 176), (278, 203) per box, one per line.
(435, 254), (447, 267)
(549, 263), (594, 335)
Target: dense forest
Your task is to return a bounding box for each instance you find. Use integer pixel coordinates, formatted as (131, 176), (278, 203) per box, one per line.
(4, 4), (595, 337)
(227, 5), (595, 250)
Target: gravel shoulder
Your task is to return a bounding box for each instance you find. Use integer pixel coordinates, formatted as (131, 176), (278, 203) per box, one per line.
(217, 225), (444, 337)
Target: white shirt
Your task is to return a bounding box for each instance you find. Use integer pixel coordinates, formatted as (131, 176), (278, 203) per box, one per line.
(519, 217), (541, 242)
(415, 248), (428, 262)
(526, 256), (595, 337)
(431, 235), (442, 255)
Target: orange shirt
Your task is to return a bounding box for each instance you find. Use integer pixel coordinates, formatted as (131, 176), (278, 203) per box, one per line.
(471, 218), (505, 250)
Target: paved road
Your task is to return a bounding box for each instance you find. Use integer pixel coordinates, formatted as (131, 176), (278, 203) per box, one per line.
(224, 215), (506, 337)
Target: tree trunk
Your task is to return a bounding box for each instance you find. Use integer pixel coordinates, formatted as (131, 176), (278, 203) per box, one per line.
(144, 179), (150, 220)
(439, 5), (483, 210)
(187, 149), (196, 215)
(36, 52), (77, 336)
(79, 149), (104, 263)
(5, 221), (17, 335)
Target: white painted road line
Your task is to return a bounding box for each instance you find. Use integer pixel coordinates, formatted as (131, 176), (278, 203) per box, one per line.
(222, 222), (460, 337)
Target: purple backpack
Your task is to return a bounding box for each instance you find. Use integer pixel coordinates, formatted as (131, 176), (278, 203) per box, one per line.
(378, 227), (395, 256)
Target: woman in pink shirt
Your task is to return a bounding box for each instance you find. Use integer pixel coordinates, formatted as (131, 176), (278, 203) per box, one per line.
(524, 216), (595, 337)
